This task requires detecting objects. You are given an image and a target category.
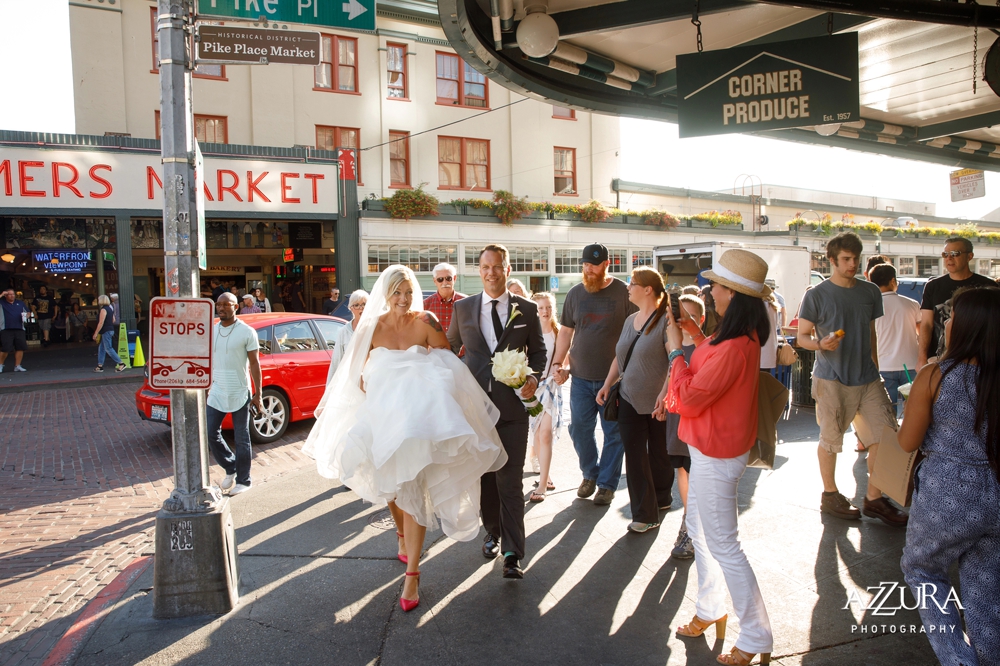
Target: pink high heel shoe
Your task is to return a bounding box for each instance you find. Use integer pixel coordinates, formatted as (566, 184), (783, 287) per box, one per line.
(399, 571), (420, 612)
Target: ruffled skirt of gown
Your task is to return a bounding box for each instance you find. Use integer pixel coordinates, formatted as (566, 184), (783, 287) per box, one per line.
(304, 346), (506, 541)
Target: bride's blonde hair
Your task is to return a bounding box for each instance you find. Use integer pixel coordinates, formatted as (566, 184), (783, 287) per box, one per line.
(383, 265), (420, 302)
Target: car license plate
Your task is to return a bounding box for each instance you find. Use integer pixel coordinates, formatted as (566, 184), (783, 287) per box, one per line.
(151, 404), (169, 422)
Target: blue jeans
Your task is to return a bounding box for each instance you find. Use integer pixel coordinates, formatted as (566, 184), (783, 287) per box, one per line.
(97, 330), (122, 367)
(880, 370), (909, 417)
(569, 378), (625, 491)
(206, 397), (252, 486)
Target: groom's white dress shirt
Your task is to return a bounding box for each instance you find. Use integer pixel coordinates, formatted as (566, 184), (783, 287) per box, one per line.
(479, 291), (510, 352)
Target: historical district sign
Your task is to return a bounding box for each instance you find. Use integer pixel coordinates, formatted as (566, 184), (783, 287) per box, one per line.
(676, 33), (860, 139)
(949, 168), (986, 202)
(196, 0), (375, 32)
(197, 25), (320, 65)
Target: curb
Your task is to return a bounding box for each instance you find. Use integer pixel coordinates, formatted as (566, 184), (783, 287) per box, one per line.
(41, 556), (152, 666)
(0, 374), (145, 395)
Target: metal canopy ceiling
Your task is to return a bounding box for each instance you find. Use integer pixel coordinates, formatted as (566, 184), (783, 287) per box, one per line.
(438, 0), (1000, 170)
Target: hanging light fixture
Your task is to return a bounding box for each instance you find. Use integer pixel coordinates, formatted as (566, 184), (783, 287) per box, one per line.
(814, 123), (842, 136)
(0, 253), (14, 263)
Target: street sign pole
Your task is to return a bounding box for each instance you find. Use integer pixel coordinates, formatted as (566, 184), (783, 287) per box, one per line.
(153, 0), (238, 619)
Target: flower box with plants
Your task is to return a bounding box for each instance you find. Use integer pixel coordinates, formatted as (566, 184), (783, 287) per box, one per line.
(684, 210), (743, 229)
(384, 186), (439, 220)
(641, 210), (682, 229)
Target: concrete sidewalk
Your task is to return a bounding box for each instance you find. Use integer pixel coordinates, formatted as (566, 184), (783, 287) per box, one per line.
(70, 409), (939, 665)
(0, 340), (145, 394)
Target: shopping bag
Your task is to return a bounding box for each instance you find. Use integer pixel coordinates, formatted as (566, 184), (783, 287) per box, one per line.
(869, 425), (922, 507)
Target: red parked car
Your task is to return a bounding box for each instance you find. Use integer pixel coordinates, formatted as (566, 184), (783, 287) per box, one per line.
(135, 312), (348, 443)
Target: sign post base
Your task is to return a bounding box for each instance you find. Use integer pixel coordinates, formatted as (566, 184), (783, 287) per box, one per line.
(152, 500), (239, 619)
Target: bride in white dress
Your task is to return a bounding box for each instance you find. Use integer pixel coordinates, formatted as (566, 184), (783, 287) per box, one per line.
(303, 265), (506, 612)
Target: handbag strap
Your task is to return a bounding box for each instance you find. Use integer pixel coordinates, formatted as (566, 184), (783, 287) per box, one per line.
(620, 314), (654, 377)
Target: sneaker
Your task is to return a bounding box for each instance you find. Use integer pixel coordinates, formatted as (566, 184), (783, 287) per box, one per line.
(671, 528), (695, 559)
(577, 478), (597, 499)
(531, 455), (541, 474)
(820, 491), (861, 520)
(659, 502), (673, 511)
(229, 484), (251, 496)
(627, 521), (659, 533)
(14, 366), (27, 372)
(862, 497), (908, 527)
(593, 488), (615, 506)
(220, 473), (236, 492)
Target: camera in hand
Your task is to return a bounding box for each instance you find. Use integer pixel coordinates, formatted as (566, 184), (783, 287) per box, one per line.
(667, 287), (682, 321)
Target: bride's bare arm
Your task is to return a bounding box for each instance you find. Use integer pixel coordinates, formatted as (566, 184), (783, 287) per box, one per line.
(418, 312), (450, 349)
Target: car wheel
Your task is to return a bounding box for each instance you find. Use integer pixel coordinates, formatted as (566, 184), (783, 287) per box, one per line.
(250, 388), (289, 444)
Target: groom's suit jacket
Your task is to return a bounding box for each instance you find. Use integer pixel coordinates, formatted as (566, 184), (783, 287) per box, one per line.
(447, 292), (547, 423)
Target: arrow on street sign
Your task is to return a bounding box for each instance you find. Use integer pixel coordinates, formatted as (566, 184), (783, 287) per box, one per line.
(342, 0), (367, 20)
(197, 0), (376, 32)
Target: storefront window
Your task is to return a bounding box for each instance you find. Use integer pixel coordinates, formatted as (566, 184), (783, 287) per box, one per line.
(131, 219), (163, 249)
(205, 221), (289, 249)
(367, 244), (457, 273)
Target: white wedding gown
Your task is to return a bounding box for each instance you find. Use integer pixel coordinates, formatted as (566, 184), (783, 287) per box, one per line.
(305, 345), (507, 542)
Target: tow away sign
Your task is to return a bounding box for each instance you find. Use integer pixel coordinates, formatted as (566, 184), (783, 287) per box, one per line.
(950, 168), (985, 202)
(149, 298), (214, 389)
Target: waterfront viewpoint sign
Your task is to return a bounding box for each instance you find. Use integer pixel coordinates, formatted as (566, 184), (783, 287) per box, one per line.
(0, 147), (340, 214)
(196, 0), (375, 32)
(676, 34), (860, 139)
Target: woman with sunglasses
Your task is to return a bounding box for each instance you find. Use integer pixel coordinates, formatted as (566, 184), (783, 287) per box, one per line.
(327, 289), (368, 382)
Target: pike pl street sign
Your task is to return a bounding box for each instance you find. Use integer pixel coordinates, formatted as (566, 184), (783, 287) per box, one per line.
(676, 33), (860, 139)
(197, 25), (320, 65)
(197, 0), (375, 32)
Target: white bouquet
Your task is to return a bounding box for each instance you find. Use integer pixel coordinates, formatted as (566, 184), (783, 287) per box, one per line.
(491, 348), (544, 417)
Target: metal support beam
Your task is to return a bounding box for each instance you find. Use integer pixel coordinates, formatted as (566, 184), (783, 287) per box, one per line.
(755, 0), (1000, 29)
(917, 111), (1000, 141)
(114, 215), (136, 330)
(553, 0), (751, 38)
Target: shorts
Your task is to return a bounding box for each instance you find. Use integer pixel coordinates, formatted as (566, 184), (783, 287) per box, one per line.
(37, 318), (52, 332)
(669, 454), (691, 472)
(1, 329), (27, 353)
(813, 376), (896, 454)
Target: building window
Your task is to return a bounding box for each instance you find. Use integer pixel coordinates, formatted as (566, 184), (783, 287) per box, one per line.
(897, 256), (915, 276)
(811, 253), (831, 276)
(316, 126), (361, 183)
(386, 43), (407, 99)
(608, 249), (629, 274)
(552, 106), (575, 120)
(195, 115), (227, 144)
(150, 8), (225, 79)
(465, 246), (548, 272)
(984, 259), (1000, 280)
(555, 248), (580, 274)
(632, 250), (653, 268)
(917, 256), (940, 277)
(436, 52), (488, 107)
(367, 244), (458, 273)
(554, 147), (577, 195)
(315, 34), (358, 93)
(389, 131), (410, 188)
(438, 137), (490, 190)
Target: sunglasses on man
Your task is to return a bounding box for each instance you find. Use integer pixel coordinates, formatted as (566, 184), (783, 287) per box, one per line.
(940, 250), (968, 259)
(435, 276), (454, 283)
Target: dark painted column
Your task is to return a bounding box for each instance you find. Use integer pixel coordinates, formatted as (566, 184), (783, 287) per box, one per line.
(115, 215), (136, 329)
(335, 149), (361, 293)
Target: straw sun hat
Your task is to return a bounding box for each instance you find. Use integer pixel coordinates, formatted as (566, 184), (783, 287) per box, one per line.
(702, 249), (771, 299)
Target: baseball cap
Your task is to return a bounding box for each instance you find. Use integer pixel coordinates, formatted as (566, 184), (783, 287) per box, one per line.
(581, 243), (609, 265)
(242, 293), (254, 301)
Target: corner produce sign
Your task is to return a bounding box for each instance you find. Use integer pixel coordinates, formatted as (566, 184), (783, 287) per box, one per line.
(196, 0), (375, 32)
(149, 298), (214, 390)
(676, 33), (860, 138)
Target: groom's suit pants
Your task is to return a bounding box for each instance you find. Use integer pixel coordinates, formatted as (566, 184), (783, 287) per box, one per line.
(481, 416), (529, 560)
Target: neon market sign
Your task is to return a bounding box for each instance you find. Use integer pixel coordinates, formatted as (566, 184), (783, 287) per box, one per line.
(32, 250), (95, 273)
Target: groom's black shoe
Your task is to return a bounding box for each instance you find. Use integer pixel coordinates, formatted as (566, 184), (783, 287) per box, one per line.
(482, 533), (500, 559)
(502, 555), (523, 579)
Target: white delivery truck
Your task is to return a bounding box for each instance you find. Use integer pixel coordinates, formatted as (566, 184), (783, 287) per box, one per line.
(652, 241), (811, 320)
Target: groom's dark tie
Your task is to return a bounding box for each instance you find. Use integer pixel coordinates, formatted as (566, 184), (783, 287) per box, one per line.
(490, 299), (504, 348)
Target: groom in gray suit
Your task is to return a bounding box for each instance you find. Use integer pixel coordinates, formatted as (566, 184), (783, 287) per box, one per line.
(448, 244), (547, 579)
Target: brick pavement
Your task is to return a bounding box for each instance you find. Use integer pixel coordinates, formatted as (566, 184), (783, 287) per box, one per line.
(0, 384), (316, 666)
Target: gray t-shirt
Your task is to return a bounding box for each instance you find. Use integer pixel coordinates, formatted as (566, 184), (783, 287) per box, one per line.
(615, 312), (669, 414)
(799, 278), (883, 387)
(561, 278), (636, 381)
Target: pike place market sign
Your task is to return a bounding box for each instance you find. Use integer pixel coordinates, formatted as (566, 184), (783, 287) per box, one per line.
(676, 33), (860, 139)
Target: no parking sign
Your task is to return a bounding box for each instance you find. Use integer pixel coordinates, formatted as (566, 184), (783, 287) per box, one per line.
(149, 298), (214, 389)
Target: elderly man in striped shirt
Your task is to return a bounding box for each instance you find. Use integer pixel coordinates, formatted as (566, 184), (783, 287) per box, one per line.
(423, 262), (466, 334)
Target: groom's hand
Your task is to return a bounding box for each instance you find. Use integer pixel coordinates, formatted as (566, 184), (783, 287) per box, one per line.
(519, 375), (538, 400)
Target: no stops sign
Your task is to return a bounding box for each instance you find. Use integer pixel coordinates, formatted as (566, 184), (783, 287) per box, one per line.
(149, 298), (215, 389)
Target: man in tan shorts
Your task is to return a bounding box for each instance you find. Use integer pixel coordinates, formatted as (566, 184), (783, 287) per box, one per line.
(796, 232), (907, 527)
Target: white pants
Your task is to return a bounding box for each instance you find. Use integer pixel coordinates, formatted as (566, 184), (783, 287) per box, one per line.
(686, 447), (773, 654)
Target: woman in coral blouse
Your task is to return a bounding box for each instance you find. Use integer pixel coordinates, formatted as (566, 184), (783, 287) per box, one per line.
(664, 249), (774, 666)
